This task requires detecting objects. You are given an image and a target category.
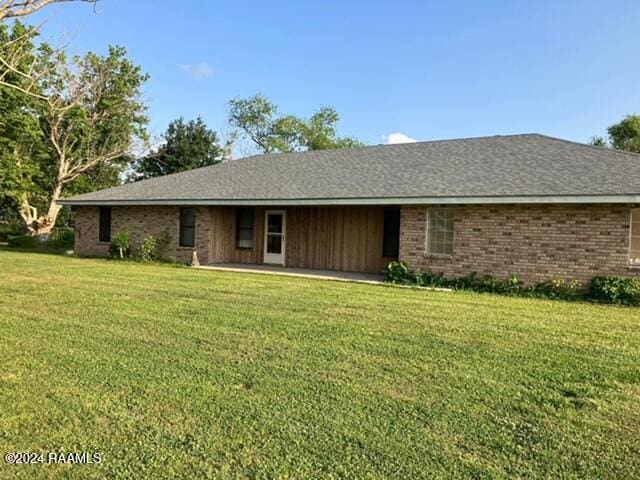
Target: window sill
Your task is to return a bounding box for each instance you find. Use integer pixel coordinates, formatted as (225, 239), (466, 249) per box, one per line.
(424, 253), (454, 259)
(236, 246), (254, 250)
(177, 246), (196, 250)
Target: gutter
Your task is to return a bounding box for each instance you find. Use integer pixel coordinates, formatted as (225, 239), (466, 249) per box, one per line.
(58, 194), (640, 207)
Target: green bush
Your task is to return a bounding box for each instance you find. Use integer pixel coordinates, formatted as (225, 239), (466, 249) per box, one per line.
(386, 261), (414, 284)
(530, 278), (583, 301)
(589, 276), (640, 306)
(48, 228), (74, 250)
(385, 262), (592, 303)
(137, 231), (171, 262)
(7, 234), (39, 249)
(110, 231), (132, 258)
(0, 222), (23, 242)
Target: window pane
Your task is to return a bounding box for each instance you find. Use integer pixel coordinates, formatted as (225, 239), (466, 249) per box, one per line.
(267, 214), (283, 234)
(179, 208), (196, 247)
(382, 208), (401, 257)
(426, 208), (454, 255)
(99, 207), (111, 242)
(180, 226), (195, 248)
(236, 208), (254, 248)
(267, 234), (282, 254)
(238, 208), (254, 228)
(238, 228), (253, 248)
(631, 209), (640, 265)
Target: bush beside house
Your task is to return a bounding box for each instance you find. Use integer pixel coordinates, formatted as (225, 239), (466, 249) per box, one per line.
(386, 261), (640, 306)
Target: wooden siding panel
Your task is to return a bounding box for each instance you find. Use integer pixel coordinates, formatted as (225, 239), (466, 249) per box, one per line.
(285, 206), (388, 273)
(208, 205), (389, 273)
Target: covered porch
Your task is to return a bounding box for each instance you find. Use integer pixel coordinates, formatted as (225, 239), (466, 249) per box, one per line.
(206, 205), (400, 274)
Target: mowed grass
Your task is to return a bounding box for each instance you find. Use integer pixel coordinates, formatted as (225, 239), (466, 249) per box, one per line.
(0, 251), (639, 479)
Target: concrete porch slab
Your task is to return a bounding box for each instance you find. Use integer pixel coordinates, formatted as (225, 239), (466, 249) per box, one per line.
(197, 263), (386, 284)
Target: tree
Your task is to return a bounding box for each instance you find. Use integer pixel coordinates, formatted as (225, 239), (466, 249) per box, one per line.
(132, 116), (227, 180)
(0, 23), (149, 235)
(0, 0), (97, 20)
(0, 1), (98, 99)
(590, 115), (640, 154)
(228, 93), (363, 154)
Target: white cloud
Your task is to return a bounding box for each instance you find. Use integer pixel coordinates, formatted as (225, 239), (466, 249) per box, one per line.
(180, 62), (214, 80)
(383, 132), (417, 144)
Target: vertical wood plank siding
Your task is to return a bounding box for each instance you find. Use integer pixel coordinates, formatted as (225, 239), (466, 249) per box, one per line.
(208, 206), (391, 273)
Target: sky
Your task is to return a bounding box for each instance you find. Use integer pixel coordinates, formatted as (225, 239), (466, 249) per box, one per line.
(27, 0), (640, 153)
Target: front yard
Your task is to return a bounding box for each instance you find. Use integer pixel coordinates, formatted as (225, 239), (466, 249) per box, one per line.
(0, 250), (639, 479)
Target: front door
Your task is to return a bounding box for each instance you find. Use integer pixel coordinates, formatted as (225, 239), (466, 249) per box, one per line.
(264, 210), (286, 265)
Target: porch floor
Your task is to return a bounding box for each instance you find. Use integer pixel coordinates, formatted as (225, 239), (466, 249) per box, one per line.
(198, 263), (386, 284)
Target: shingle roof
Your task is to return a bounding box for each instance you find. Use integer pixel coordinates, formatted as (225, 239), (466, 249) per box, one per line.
(60, 134), (640, 206)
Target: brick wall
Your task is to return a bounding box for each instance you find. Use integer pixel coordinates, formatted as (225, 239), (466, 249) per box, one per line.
(399, 204), (640, 285)
(74, 206), (211, 264)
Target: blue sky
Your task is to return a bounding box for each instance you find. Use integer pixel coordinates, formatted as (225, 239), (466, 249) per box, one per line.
(30, 0), (640, 151)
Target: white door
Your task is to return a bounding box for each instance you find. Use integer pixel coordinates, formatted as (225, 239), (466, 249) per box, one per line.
(264, 210), (286, 265)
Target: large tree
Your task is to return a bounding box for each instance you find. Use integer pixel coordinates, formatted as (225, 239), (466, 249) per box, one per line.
(0, 22), (149, 234)
(228, 93), (362, 154)
(591, 114), (640, 154)
(132, 116), (227, 180)
(0, 1), (98, 99)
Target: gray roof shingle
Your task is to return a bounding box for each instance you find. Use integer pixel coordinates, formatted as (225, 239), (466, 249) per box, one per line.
(60, 134), (640, 205)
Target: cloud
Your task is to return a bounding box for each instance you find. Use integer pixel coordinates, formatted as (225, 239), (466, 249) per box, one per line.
(180, 62), (214, 80)
(383, 132), (417, 144)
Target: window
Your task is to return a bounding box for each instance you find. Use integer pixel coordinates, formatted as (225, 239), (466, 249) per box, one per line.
(236, 208), (254, 249)
(99, 207), (111, 242)
(426, 208), (454, 255)
(631, 209), (640, 266)
(382, 208), (400, 257)
(179, 208), (196, 247)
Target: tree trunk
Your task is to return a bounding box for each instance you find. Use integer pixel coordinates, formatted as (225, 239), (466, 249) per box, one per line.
(19, 182), (64, 236)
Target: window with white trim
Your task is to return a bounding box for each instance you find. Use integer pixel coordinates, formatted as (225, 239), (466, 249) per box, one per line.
(426, 208), (454, 255)
(631, 209), (640, 266)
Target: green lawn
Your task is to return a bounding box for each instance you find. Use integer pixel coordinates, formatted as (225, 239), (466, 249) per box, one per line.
(1, 251), (639, 479)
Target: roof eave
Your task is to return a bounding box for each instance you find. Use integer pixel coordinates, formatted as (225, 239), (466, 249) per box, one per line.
(58, 194), (640, 207)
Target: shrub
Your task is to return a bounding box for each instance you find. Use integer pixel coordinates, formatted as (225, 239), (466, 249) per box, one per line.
(415, 270), (448, 288)
(385, 262), (640, 306)
(110, 231), (132, 258)
(48, 228), (75, 250)
(386, 261), (414, 284)
(531, 278), (582, 301)
(138, 231), (171, 262)
(0, 222), (23, 242)
(588, 276), (640, 306)
(7, 234), (39, 249)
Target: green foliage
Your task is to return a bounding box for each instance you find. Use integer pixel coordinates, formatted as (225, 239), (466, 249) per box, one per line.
(137, 231), (171, 262)
(386, 261), (585, 302)
(228, 93), (363, 154)
(110, 230), (132, 258)
(132, 116), (226, 180)
(7, 234), (39, 249)
(7, 229), (73, 250)
(0, 22), (149, 232)
(0, 221), (24, 241)
(530, 278), (583, 301)
(48, 228), (74, 249)
(590, 114), (640, 153)
(386, 260), (414, 284)
(589, 276), (640, 306)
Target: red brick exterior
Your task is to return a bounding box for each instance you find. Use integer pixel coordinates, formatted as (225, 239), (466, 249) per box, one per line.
(74, 203), (640, 284)
(399, 204), (640, 285)
(74, 206), (211, 264)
